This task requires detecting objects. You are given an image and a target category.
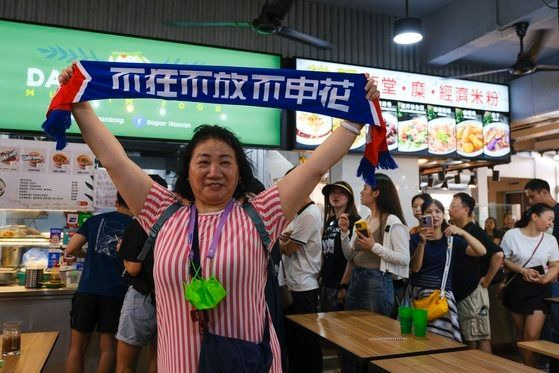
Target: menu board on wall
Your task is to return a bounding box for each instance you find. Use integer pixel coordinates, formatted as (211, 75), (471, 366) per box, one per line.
(0, 139), (95, 211)
(294, 58), (511, 160)
(0, 20), (282, 147)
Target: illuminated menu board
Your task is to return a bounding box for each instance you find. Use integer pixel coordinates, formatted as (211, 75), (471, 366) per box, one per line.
(295, 58), (510, 160)
(0, 20), (282, 147)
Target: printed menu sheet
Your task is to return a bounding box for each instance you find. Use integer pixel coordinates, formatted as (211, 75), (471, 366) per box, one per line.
(0, 139), (95, 210)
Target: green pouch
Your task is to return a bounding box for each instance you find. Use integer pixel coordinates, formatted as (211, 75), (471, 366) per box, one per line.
(184, 276), (227, 310)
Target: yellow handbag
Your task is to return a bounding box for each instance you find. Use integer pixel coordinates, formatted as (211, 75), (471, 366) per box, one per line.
(413, 237), (453, 321)
(413, 289), (448, 321)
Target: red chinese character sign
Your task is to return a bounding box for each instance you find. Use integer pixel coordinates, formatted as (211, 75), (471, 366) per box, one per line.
(294, 58), (510, 161)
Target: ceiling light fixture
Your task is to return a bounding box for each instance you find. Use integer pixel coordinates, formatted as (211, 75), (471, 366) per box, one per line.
(454, 172), (461, 184)
(393, 0), (423, 45)
(554, 151), (559, 161)
(468, 171), (477, 188)
(441, 179), (449, 190)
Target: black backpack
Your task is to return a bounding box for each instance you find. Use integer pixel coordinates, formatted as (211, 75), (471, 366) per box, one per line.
(137, 202), (287, 372)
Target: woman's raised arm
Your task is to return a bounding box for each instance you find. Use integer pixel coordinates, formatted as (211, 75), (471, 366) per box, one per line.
(60, 65), (152, 215)
(278, 77), (379, 220)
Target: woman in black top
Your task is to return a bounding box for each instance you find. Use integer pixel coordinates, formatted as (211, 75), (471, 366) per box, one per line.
(319, 181), (359, 311)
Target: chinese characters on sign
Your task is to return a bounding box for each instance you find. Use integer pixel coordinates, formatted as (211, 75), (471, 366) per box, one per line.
(295, 58), (510, 161)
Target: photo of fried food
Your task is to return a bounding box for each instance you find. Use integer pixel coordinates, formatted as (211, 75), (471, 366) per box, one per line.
(76, 154), (93, 169)
(456, 120), (483, 157)
(26, 151), (44, 167)
(52, 153), (69, 168)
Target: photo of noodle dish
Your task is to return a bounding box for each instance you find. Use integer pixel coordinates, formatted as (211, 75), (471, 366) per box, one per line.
(428, 117), (456, 155)
(296, 111), (332, 145)
(456, 120), (484, 157)
(52, 152), (69, 168)
(397, 116), (428, 152)
(484, 122), (510, 157)
(383, 112), (398, 151)
(332, 118), (367, 150)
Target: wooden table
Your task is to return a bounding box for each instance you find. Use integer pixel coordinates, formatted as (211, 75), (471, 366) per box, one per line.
(370, 349), (539, 372)
(518, 340), (559, 373)
(1, 332), (58, 373)
(286, 310), (466, 372)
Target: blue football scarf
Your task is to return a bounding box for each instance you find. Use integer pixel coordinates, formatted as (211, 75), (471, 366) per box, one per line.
(42, 61), (396, 184)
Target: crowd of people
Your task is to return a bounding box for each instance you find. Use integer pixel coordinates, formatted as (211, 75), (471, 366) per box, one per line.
(57, 62), (559, 372)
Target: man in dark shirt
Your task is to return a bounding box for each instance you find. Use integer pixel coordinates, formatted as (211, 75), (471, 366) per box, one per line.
(525, 178), (559, 343)
(449, 193), (504, 353)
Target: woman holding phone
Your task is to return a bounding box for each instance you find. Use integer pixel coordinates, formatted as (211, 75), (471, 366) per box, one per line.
(410, 193), (432, 235)
(409, 199), (486, 341)
(501, 203), (559, 368)
(340, 174), (410, 316)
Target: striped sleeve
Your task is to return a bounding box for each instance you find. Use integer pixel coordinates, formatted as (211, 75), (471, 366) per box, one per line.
(249, 184), (289, 248)
(137, 182), (177, 234)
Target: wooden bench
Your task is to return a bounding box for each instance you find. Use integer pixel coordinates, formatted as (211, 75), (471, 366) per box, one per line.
(517, 340), (559, 373)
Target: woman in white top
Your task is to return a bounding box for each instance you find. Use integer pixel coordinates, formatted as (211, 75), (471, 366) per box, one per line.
(501, 203), (559, 368)
(339, 173), (410, 316)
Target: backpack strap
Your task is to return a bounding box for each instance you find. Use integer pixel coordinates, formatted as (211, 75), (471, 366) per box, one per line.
(137, 203), (183, 261)
(242, 201), (271, 254)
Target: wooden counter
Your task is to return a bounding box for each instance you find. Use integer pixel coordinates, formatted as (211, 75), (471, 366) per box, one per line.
(1, 332), (58, 373)
(370, 349), (539, 372)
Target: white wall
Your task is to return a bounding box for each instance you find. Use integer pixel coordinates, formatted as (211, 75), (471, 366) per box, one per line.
(493, 154), (559, 199)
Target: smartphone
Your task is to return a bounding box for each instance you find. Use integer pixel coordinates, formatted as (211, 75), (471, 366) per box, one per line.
(420, 215), (434, 232)
(355, 220), (369, 237)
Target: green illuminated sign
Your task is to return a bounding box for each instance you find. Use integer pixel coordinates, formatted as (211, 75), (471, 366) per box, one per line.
(0, 20), (281, 146)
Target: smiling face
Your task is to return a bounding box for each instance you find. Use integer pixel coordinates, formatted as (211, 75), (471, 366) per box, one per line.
(531, 210), (555, 233)
(188, 138), (240, 211)
(448, 197), (469, 223)
(328, 187), (350, 210)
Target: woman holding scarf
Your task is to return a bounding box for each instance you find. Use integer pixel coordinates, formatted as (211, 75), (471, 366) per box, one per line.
(58, 65), (380, 373)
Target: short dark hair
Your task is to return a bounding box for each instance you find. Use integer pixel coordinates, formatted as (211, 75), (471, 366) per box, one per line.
(174, 125), (255, 201)
(116, 192), (128, 208)
(525, 178), (550, 193)
(453, 192), (476, 216)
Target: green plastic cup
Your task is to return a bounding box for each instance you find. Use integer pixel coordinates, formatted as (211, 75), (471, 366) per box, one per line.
(398, 306), (413, 335)
(412, 308), (428, 337)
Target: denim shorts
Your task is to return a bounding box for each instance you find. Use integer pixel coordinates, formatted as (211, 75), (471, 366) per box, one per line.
(345, 267), (394, 316)
(116, 286), (157, 346)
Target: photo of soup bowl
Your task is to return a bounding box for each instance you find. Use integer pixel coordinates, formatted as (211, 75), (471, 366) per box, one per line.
(52, 153), (69, 168)
(76, 154), (93, 169)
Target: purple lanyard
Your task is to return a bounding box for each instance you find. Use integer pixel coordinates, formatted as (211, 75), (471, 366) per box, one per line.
(187, 199), (235, 260)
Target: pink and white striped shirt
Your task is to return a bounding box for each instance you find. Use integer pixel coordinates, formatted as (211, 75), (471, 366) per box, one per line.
(138, 183), (288, 372)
